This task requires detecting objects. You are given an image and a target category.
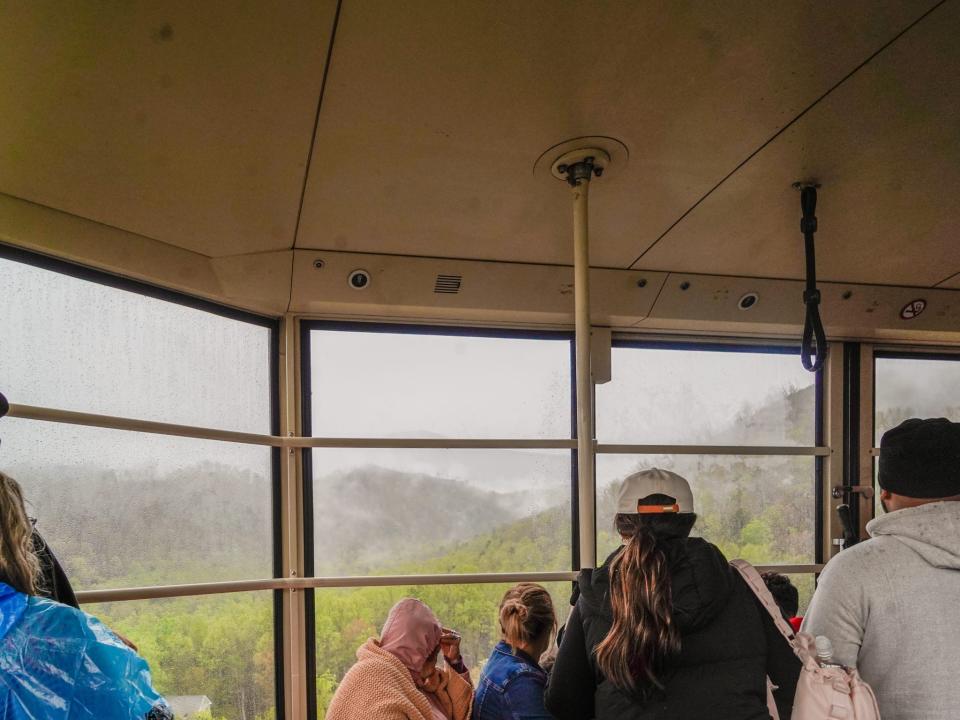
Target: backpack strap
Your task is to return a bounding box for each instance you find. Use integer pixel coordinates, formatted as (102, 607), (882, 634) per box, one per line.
(729, 559), (798, 645)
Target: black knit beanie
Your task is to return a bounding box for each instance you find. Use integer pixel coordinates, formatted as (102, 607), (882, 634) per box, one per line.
(878, 417), (960, 498)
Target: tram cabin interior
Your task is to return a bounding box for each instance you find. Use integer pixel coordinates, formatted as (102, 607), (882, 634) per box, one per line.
(1, 2), (959, 719)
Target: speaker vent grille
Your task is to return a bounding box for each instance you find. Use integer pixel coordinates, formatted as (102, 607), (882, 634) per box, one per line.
(434, 274), (462, 294)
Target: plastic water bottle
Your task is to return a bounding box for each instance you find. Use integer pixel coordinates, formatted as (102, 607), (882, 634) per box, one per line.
(815, 635), (843, 669)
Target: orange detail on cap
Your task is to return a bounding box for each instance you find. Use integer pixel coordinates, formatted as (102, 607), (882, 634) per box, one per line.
(636, 503), (680, 514)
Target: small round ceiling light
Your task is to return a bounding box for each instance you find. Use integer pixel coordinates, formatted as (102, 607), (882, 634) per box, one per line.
(348, 269), (371, 290)
(738, 292), (759, 310)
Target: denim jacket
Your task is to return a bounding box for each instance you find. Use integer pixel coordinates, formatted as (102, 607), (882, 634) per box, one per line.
(473, 641), (552, 720)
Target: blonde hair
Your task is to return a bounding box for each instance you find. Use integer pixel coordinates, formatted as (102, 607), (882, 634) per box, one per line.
(0, 472), (40, 595)
(499, 582), (556, 651)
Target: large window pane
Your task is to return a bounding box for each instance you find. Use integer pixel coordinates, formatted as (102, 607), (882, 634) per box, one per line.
(0, 255), (272, 433)
(4, 418), (273, 588)
(90, 593), (275, 720)
(596, 455), (815, 565)
(311, 448), (570, 575)
(314, 583), (572, 720)
(875, 355), (960, 442)
(597, 346), (815, 445)
(308, 329), (570, 438)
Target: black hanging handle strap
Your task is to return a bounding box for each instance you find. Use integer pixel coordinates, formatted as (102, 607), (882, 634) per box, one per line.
(799, 186), (827, 372)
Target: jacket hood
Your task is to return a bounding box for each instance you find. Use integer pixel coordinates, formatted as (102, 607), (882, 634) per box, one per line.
(578, 537), (733, 632)
(867, 500), (960, 570)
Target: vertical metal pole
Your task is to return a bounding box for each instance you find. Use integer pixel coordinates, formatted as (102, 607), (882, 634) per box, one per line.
(858, 344), (876, 538)
(572, 177), (597, 569)
(279, 315), (307, 719)
(823, 342), (845, 562)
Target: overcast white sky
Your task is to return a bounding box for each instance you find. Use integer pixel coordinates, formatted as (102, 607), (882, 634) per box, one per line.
(2, 255), (958, 492)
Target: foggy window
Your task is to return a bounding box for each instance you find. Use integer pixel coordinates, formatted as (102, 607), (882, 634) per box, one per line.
(597, 345), (816, 445)
(306, 328), (573, 576)
(597, 455), (816, 566)
(595, 345), (818, 582)
(308, 329), (570, 439)
(875, 354), (960, 442)
(0, 256), (272, 432)
(0, 253), (276, 720)
(88, 594), (275, 720)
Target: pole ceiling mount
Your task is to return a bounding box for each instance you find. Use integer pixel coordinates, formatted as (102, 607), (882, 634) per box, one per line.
(533, 135), (628, 183)
(551, 147), (611, 185)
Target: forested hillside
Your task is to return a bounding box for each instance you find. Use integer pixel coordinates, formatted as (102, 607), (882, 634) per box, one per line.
(8, 383), (825, 720)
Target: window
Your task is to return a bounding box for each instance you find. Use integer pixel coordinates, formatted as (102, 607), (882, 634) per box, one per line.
(310, 448), (571, 576)
(595, 343), (819, 567)
(304, 325), (574, 717)
(307, 329), (570, 438)
(596, 455), (816, 564)
(874, 353), (960, 441)
(89, 593), (276, 720)
(596, 345), (815, 445)
(0, 251), (278, 720)
(305, 326), (574, 578)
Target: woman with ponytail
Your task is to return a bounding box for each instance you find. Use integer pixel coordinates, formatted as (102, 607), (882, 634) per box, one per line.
(473, 583), (556, 720)
(0, 471), (172, 719)
(544, 468), (800, 720)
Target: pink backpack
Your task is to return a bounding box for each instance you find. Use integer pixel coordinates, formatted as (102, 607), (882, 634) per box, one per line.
(730, 559), (882, 720)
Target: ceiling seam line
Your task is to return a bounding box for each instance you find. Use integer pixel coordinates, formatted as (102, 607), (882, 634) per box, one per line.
(287, 0), (344, 313)
(642, 272), (673, 321)
(624, 0), (950, 270)
(0, 190), (213, 260)
(933, 270), (960, 288)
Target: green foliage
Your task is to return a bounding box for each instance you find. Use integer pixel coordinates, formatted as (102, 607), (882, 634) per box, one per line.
(31, 385), (820, 720)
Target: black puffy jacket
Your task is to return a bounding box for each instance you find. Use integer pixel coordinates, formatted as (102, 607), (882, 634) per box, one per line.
(544, 539), (799, 720)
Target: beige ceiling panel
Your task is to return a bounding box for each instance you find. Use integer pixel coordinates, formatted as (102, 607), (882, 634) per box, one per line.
(0, 2), (336, 257)
(0, 193), (288, 316)
(636, 1), (960, 286)
(298, 1), (933, 267)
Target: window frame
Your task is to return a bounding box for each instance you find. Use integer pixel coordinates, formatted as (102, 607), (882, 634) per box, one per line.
(603, 337), (825, 565)
(299, 319), (577, 719)
(869, 346), (960, 521)
(0, 243), (285, 720)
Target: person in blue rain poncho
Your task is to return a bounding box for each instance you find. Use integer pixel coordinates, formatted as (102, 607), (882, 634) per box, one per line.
(0, 471), (172, 720)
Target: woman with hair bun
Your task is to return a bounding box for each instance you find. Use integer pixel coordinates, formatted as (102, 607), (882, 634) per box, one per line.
(473, 582), (556, 720)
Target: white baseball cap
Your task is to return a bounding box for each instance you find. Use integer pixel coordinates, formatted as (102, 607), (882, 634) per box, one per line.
(615, 468), (695, 515)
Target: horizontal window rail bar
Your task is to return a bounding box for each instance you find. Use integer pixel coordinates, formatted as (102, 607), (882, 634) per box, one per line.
(297, 437), (578, 449)
(75, 566), (825, 604)
(597, 444), (831, 456)
(5, 403), (576, 449)
(869, 447), (880, 456)
(7, 403), (283, 447)
(5, 404), (831, 456)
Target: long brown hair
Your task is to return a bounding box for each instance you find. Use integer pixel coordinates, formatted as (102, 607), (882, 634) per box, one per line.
(0, 472), (40, 595)
(499, 582), (556, 651)
(594, 502), (696, 697)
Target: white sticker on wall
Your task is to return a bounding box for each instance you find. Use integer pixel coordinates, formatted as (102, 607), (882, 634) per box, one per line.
(900, 299), (927, 320)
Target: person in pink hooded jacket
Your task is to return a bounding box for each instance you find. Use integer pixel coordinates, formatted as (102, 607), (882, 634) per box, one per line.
(327, 598), (473, 720)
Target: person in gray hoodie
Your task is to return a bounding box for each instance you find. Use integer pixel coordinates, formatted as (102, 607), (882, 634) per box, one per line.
(803, 417), (960, 720)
